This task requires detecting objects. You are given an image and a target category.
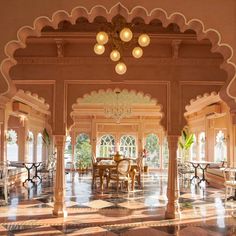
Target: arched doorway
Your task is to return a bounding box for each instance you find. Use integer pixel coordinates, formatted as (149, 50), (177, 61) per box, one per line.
(1, 3), (233, 222)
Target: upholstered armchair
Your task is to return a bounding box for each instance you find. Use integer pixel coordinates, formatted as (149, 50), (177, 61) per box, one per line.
(107, 159), (131, 191)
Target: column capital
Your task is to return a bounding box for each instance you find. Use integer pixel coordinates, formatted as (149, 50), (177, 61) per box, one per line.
(54, 135), (65, 147)
(167, 135), (179, 149)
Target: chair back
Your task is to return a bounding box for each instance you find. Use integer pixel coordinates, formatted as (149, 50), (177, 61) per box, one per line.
(117, 159), (130, 175)
(0, 161), (8, 181)
(223, 167), (236, 182)
(137, 155), (143, 171)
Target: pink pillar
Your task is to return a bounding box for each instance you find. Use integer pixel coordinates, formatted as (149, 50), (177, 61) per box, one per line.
(165, 135), (179, 219)
(52, 135), (67, 217)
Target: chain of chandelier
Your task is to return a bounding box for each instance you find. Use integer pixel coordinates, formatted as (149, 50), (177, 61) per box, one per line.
(93, 20), (150, 75)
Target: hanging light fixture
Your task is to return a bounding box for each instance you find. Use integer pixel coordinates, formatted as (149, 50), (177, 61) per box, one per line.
(104, 90), (132, 123)
(93, 18), (151, 75)
(94, 43), (105, 55)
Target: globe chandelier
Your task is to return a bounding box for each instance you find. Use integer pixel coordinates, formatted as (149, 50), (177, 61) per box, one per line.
(104, 91), (132, 123)
(93, 18), (150, 75)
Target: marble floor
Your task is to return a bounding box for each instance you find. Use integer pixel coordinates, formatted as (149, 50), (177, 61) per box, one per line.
(0, 171), (236, 235)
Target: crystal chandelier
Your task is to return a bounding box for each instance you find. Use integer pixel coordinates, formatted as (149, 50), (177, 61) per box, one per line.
(104, 91), (132, 123)
(94, 18), (150, 75)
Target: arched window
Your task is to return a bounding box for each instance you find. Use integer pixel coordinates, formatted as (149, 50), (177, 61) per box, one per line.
(97, 134), (115, 157)
(119, 135), (136, 158)
(162, 137), (169, 169)
(6, 129), (18, 162)
(190, 134), (197, 161)
(199, 132), (206, 161)
(145, 134), (160, 168)
(75, 133), (92, 168)
(27, 131), (34, 162)
(214, 130), (227, 162)
(37, 133), (43, 162)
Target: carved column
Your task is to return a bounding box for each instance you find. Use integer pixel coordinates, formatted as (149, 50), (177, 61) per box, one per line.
(52, 135), (67, 217)
(165, 135), (179, 219)
(159, 133), (164, 170)
(18, 119), (29, 162)
(0, 109), (9, 162)
(71, 132), (76, 170)
(33, 131), (38, 162)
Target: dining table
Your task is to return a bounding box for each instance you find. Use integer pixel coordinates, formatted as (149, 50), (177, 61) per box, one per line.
(97, 159), (139, 191)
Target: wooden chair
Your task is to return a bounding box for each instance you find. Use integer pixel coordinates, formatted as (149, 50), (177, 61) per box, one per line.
(223, 167), (236, 203)
(135, 155), (144, 188)
(0, 161), (9, 204)
(108, 159), (131, 192)
(91, 155), (99, 187)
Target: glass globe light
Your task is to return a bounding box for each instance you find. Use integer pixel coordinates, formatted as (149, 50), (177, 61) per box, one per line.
(138, 34), (150, 47)
(120, 28), (133, 42)
(110, 50), (120, 61)
(115, 62), (127, 75)
(94, 44), (105, 55)
(96, 31), (109, 45)
(132, 47), (143, 58)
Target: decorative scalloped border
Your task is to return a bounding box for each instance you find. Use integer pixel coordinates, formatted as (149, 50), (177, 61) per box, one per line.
(75, 88), (157, 104)
(17, 89), (48, 105)
(71, 87), (163, 116)
(1, 2), (235, 106)
(185, 91), (220, 111)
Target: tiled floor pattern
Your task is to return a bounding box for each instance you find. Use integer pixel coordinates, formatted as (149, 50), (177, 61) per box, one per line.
(0, 171), (236, 235)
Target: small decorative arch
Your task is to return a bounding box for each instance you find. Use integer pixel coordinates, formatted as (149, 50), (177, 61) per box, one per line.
(1, 2), (236, 111)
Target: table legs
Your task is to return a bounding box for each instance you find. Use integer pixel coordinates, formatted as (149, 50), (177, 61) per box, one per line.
(198, 164), (210, 186)
(190, 163), (200, 183)
(33, 163), (42, 182)
(23, 163), (42, 186)
(23, 164), (34, 185)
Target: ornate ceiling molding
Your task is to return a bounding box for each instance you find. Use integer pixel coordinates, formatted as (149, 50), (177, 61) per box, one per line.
(15, 57), (222, 67)
(71, 88), (163, 121)
(73, 88), (158, 106)
(185, 91), (220, 115)
(0, 2), (235, 109)
(13, 89), (50, 115)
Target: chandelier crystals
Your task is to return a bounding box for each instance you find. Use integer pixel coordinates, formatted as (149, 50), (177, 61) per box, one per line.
(93, 18), (150, 75)
(104, 90), (132, 123)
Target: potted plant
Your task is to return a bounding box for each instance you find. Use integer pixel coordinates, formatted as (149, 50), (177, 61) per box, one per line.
(178, 127), (194, 162)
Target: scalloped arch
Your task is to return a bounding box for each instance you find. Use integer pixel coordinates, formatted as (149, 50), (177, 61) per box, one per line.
(73, 88), (159, 107)
(185, 91), (219, 111)
(1, 2), (236, 107)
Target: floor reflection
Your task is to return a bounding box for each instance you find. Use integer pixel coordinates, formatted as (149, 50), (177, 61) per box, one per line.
(0, 171), (235, 235)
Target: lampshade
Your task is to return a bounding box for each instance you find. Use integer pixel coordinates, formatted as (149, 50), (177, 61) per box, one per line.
(110, 50), (120, 61)
(138, 34), (150, 47)
(96, 31), (109, 45)
(120, 28), (133, 42)
(115, 62), (127, 75)
(132, 47), (143, 58)
(94, 44), (105, 55)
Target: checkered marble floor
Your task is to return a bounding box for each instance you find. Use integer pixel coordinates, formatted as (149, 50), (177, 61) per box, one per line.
(0, 171), (236, 235)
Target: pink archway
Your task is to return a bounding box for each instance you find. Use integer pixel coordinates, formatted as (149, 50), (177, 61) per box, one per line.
(1, 3), (235, 110)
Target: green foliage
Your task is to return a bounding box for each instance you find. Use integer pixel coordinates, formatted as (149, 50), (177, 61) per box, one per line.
(178, 127), (194, 162)
(145, 134), (159, 154)
(75, 134), (92, 168)
(179, 128), (194, 151)
(42, 128), (50, 146)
